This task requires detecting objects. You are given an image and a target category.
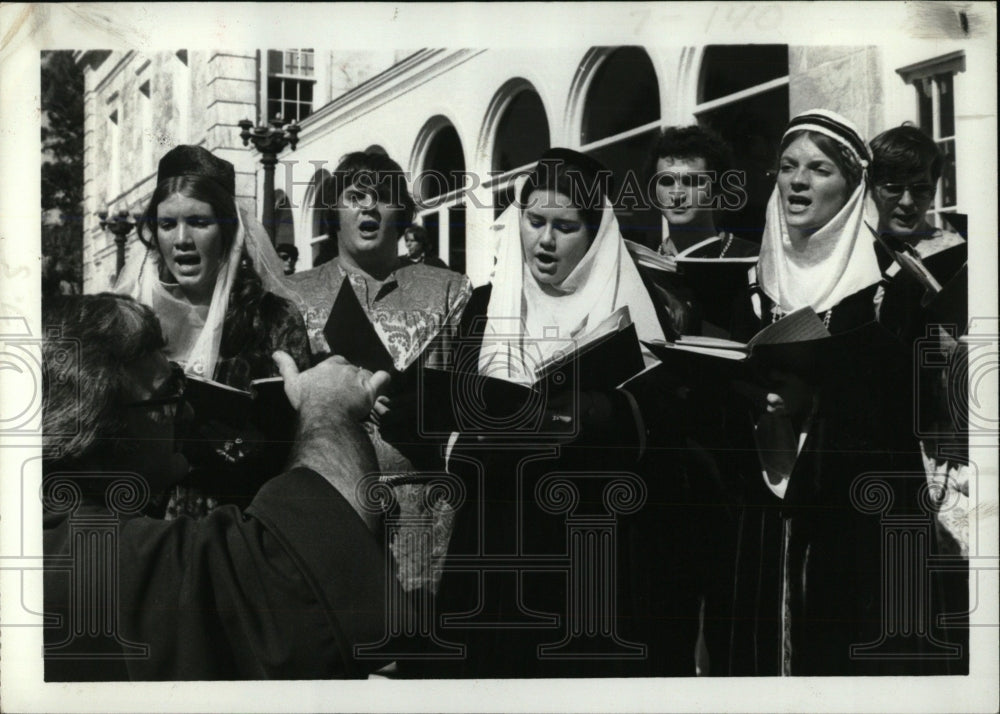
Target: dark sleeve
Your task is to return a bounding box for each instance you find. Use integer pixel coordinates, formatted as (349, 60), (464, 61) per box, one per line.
(264, 293), (313, 371)
(118, 467), (389, 680)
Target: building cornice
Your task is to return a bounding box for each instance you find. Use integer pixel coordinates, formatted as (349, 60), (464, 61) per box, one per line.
(896, 50), (966, 84)
(92, 51), (138, 95)
(291, 49), (486, 151)
(74, 50), (112, 72)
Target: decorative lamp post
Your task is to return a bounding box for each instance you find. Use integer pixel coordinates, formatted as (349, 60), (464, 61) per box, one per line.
(98, 209), (137, 279)
(238, 115), (302, 243)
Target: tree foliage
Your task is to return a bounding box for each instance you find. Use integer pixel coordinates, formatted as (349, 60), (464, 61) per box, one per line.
(41, 51), (85, 289)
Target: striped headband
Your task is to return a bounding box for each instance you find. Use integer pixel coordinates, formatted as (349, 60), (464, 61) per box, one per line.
(783, 109), (870, 168)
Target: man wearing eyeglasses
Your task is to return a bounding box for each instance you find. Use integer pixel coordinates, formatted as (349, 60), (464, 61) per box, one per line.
(869, 125), (968, 334)
(870, 124), (966, 259)
(42, 293), (394, 681)
(868, 124), (970, 675)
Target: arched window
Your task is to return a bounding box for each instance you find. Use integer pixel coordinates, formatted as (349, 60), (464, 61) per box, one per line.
(413, 118), (466, 274)
(695, 45), (789, 242)
(579, 47), (661, 246)
(302, 168), (333, 268)
(494, 90), (550, 175)
(487, 83), (551, 218)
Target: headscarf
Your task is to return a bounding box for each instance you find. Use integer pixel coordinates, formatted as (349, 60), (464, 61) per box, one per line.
(479, 175), (665, 383)
(757, 109), (882, 314)
(114, 147), (296, 379)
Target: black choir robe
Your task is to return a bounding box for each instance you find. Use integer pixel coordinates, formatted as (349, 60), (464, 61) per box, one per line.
(44, 467), (390, 681)
(720, 285), (947, 675)
(423, 282), (715, 678)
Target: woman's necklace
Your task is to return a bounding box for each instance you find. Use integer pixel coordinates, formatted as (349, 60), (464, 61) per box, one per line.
(718, 232), (735, 259)
(770, 303), (834, 328)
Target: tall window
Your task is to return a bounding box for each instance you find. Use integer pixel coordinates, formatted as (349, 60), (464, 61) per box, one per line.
(695, 45), (789, 243)
(488, 84), (550, 218)
(579, 47), (661, 246)
(897, 51), (965, 232)
(304, 168), (333, 268)
(414, 120), (466, 273)
(267, 49), (315, 122)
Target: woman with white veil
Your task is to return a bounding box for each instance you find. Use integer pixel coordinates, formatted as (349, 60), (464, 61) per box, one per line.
(116, 145), (311, 515)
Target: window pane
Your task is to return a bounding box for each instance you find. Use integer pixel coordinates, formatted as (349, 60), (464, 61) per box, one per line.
(698, 84), (789, 243)
(587, 128), (660, 247)
(419, 125), (465, 198)
(493, 183), (518, 219)
(449, 204), (466, 274)
(301, 81), (313, 103)
(917, 81), (933, 133)
(938, 138), (957, 207)
(267, 50), (283, 75)
(493, 90), (550, 173)
(582, 47), (659, 144)
(423, 212), (441, 257)
(937, 73), (955, 138)
(700, 45), (788, 103)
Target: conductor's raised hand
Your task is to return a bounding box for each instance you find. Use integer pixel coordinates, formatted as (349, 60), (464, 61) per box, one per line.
(273, 351), (392, 421)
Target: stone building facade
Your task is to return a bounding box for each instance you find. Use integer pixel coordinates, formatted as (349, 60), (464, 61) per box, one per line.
(79, 42), (986, 290)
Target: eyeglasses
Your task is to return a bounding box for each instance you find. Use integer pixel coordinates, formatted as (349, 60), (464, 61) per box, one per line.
(875, 182), (936, 200)
(124, 362), (188, 422)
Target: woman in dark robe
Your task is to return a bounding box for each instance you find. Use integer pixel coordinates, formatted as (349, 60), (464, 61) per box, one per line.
(427, 149), (708, 678)
(722, 109), (928, 675)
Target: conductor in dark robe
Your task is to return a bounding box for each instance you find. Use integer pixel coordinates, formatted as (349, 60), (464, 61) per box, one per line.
(42, 293), (393, 681)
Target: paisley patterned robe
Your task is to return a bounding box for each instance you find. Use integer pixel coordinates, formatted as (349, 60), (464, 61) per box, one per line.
(287, 258), (472, 592)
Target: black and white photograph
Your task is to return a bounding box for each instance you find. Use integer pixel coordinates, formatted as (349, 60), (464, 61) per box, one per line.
(1, 2), (997, 711)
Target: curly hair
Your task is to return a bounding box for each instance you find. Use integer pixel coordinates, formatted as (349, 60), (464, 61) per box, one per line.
(137, 174), (275, 384)
(647, 125), (734, 187)
(42, 293), (165, 467)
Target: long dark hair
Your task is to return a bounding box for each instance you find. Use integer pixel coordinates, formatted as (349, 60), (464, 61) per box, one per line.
(137, 175), (272, 377)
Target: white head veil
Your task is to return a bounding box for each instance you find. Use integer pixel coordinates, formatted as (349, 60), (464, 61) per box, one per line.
(757, 109), (882, 314)
(479, 176), (665, 383)
(114, 179), (297, 380)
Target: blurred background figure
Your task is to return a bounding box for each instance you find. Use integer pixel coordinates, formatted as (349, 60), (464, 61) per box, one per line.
(42, 255), (81, 296)
(402, 223), (449, 269)
(276, 243), (299, 275)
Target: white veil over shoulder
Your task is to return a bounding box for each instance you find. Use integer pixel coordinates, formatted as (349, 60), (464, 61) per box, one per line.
(479, 176), (665, 383)
(757, 109), (882, 314)
(114, 203), (297, 379)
